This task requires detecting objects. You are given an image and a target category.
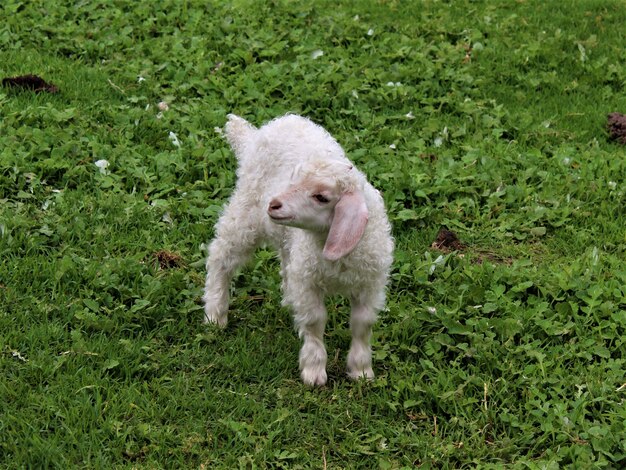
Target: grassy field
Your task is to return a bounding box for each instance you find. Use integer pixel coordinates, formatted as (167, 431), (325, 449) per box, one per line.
(1, 0), (625, 467)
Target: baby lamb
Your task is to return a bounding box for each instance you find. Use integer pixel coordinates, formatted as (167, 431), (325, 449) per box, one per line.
(203, 114), (394, 386)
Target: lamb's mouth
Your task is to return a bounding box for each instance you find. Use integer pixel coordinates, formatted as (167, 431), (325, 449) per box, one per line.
(268, 214), (294, 222)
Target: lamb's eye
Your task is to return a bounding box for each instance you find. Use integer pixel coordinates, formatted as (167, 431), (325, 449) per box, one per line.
(313, 194), (330, 203)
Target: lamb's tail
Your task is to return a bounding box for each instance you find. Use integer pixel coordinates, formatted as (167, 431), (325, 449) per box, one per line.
(225, 114), (256, 159)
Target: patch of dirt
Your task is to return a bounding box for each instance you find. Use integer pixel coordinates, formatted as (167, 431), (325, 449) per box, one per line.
(607, 112), (626, 144)
(431, 228), (464, 251)
(2, 74), (59, 94)
(153, 250), (183, 269)
(431, 228), (514, 265)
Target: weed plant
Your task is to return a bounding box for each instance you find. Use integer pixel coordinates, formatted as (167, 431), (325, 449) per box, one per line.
(1, 0), (625, 468)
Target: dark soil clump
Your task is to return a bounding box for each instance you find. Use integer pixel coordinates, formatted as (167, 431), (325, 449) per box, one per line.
(431, 228), (464, 251)
(153, 250), (183, 269)
(2, 74), (59, 94)
(607, 112), (626, 144)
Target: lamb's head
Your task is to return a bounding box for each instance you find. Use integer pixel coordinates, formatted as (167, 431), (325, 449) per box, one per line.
(267, 161), (369, 261)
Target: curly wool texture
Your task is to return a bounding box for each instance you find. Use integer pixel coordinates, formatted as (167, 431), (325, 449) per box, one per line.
(203, 114), (394, 386)
(228, 114), (364, 196)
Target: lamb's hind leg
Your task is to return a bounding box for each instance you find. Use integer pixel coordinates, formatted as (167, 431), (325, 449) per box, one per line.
(203, 203), (258, 327)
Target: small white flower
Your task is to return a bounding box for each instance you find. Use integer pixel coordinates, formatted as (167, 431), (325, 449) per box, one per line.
(353, 15), (360, 21)
(12, 350), (27, 362)
(138, 76), (146, 83)
(311, 49), (324, 60)
(405, 111), (415, 119)
(169, 131), (181, 148)
(367, 28), (374, 36)
(429, 254), (445, 274)
(608, 181), (617, 190)
(158, 101), (169, 111)
(562, 157), (571, 165)
(389, 143), (396, 150)
(434, 128), (448, 148)
(427, 306), (437, 315)
(95, 159), (110, 175)
(214, 126), (224, 136)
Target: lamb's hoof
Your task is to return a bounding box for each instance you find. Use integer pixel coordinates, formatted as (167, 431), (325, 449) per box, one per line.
(203, 306), (228, 328)
(347, 367), (375, 382)
(301, 367), (327, 387)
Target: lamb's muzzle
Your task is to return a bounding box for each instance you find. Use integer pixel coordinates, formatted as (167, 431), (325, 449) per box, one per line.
(203, 113), (394, 386)
(267, 199), (286, 221)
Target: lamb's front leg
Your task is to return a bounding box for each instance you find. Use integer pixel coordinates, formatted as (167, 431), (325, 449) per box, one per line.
(347, 299), (377, 381)
(291, 289), (328, 387)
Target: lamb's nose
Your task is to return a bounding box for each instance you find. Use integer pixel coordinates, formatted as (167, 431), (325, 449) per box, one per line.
(269, 199), (282, 211)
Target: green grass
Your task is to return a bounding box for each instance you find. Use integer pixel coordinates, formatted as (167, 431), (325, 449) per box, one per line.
(1, 0), (625, 467)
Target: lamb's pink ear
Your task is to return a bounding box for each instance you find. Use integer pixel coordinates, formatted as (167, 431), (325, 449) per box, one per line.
(323, 191), (369, 261)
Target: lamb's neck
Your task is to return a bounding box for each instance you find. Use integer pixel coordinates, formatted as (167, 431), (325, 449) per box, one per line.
(300, 228), (328, 252)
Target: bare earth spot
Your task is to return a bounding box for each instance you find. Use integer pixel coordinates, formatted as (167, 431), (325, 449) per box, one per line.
(2, 75), (59, 94)
(431, 228), (465, 251)
(153, 250), (183, 269)
(607, 112), (626, 144)
(431, 228), (514, 265)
